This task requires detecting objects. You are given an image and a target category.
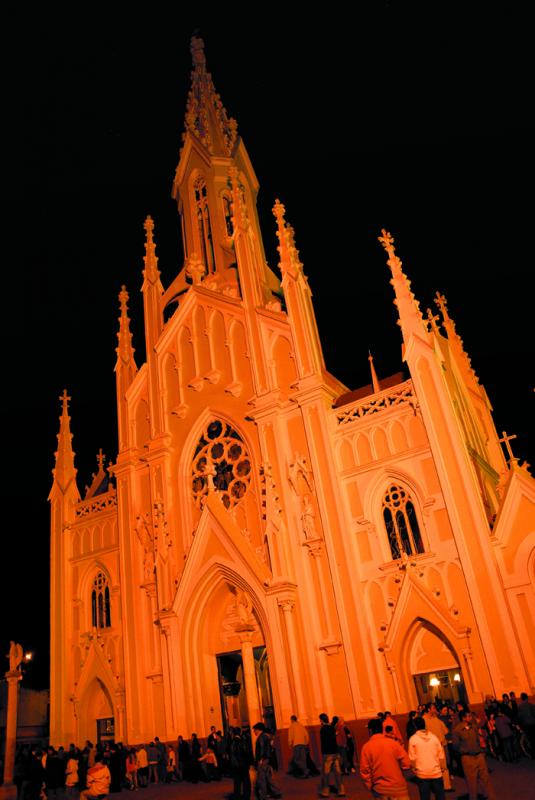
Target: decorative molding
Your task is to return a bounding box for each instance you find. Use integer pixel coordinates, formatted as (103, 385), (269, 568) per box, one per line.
(318, 639), (342, 656)
(75, 489), (117, 519)
(336, 381), (416, 426)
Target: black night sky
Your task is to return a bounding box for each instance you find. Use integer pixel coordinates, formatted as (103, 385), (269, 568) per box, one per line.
(3, 8), (533, 688)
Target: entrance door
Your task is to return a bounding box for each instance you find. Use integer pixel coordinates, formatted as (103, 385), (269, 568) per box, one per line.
(96, 716), (115, 745)
(413, 669), (468, 706)
(217, 646), (275, 733)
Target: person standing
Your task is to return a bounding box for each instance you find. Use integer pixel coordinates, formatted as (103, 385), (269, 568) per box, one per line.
(408, 716), (446, 800)
(135, 745), (148, 787)
(252, 722), (281, 800)
(360, 717), (410, 800)
(452, 710), (496, 800)
(318, 714), (345, 798)
(230, 726), (252, 800)
(517, 692), (535, 758)
(423, 705), (453, 791)
(288, 715), (309, 778)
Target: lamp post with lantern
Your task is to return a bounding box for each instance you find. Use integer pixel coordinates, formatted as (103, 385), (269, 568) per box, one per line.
(1, 643), (33, 800)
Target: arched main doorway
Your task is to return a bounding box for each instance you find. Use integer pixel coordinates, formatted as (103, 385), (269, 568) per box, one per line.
(408, 621), (468, 707)
(181, 573), (275, 735)
(79, 677), (115, 745)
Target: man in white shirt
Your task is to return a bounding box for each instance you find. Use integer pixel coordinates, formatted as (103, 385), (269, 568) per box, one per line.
(408, 717), (446, 800)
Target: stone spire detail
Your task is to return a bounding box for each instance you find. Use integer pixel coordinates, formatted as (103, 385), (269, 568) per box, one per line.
(272, 199), (325, 378)
(273, 199), (303, 280)
(183, 36), (238, 157)
(368, 352), (381, 394)
(434, 291), (479, 384)
(49, 390), (80, 501)
(378, 230), (427, 344)
(142, 216), (163, 291)
(115, 285), (137, 374)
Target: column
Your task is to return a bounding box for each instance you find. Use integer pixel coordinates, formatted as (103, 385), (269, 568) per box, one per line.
(238, 629), (262, 725)
(278, 599), (307, 719)
(2, 670), (22, 792)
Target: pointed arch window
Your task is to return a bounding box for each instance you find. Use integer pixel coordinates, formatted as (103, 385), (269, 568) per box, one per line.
(382, 484), (424, 560)
(191, 419), (252, 510)
(194, 175), (215, 273)
(91, 572), (111, 628)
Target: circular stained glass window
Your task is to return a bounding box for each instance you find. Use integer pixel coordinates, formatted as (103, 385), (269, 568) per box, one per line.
(192, 420), (252, 509)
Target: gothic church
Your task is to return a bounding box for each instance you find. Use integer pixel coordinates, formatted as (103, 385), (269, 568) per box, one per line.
(49, 38), (535, 749)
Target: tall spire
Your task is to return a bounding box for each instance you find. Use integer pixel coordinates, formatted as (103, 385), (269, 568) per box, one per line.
(183, 36), (238, 157)
(272, 199), (325, 379)
(368, 352), (381, 394)
(378, 230), (428, 346)
(49, 390), (80, 501)
(115, 285), (137, 375)
(141, 216), (164, 439)
(434, 291), (479, 384)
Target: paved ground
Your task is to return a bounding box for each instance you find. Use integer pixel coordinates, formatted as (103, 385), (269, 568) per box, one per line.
(122, 757), (535, 799)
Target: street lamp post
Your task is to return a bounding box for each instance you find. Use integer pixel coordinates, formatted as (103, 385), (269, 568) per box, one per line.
(1, 642), (25, 800)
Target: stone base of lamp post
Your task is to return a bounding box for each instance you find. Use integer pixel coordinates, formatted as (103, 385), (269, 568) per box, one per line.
(0, 784), (18, 800)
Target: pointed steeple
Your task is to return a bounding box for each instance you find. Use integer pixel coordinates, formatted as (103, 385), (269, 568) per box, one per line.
(368, 352), (381, 394)
(142, 216), (163, 293)
(141, 216), (164, 439)
(434, 291), (479, 383)
(49, 390), (81, 501)
(378, 230), (428, 347)
(115, 285), (137, 376)
(85, 448), (110, 499)
(273, 199), (325, 379)
(116, 286), (138, 455)
(184, 36), (238, 157)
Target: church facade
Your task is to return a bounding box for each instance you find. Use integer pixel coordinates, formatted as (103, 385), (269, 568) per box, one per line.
(49, 38), (535, 748)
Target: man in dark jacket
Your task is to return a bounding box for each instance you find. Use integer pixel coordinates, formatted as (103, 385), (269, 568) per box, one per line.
(252, 722), (281, 800)
(44, 747), (66, 800)
(229, 727), (252, 800)
(452, 710), (496, 800)
(319, 714), (345, 798)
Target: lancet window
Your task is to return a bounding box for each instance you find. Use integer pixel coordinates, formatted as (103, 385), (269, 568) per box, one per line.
(194, 175), (215, 273)
(382, 484), (424, 560)
(91, 571), (111, 629)
(192, 419), (252, 510)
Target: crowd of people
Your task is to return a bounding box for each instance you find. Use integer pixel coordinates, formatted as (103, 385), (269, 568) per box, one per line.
(11, 690), (535, 800)
(358, 691), (535, 800)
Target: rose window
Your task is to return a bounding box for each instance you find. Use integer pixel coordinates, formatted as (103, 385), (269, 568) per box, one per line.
(192, 420), (252, 509)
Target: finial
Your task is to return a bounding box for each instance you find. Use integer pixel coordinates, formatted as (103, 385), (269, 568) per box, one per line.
(499, 431), (518, 465)
(143, 215), (160, 286)
(116, 284), (137, 370)
(378, 228), (425, 338)
(434, 291), (456, 332)
(144, 215), (155, 238)
(60, 389), (71, 413)
(190, 36), (206, 70)
(182, 36), (237, 157)
(119, 285), (129, 316)
(426, 308), (441, 334)
(272, 198), (286, 225)
(368, 351), (381, 394)
(96, 448), (106, 471)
